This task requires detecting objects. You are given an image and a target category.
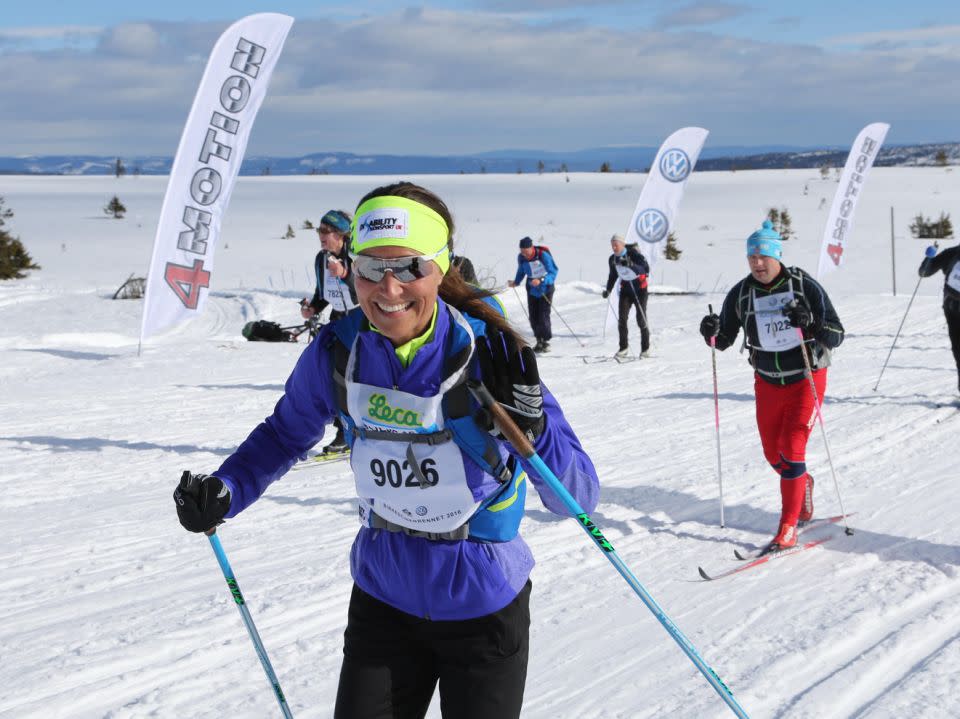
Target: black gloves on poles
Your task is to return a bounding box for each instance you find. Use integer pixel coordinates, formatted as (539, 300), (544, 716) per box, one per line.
(699, 313), (721, 340)
(785, 300), (816, 333)
(476, 328), (545, 442)
(601, 289), (610, 299)
(174, 471), (231, 533)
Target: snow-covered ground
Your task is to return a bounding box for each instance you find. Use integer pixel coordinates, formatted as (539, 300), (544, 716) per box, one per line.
(1, 168), (959, 718)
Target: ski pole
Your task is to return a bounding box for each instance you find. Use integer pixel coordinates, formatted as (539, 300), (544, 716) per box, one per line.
(206, 530), (294, 718)
(873, 275), (924, 392)
(466, 380), (751, 719)
(544, 291), (587, 347)
(625, 279), (649, 332)
(602, 288), (620, 341)
(708, 304), (725, 528)
(794, 329), (853, 537)
(511, 285), (531, 322)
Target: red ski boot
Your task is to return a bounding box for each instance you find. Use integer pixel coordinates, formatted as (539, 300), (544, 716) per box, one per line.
(769, 522), (798, 551)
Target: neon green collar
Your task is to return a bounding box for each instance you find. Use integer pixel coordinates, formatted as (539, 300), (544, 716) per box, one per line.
(371, 302), (438, 368)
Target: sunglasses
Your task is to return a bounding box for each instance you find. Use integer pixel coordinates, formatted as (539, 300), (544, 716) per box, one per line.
(353, 247), (446, 283)
(353, 254), (440, 283)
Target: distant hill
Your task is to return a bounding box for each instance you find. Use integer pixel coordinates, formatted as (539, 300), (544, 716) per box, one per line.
(0, 142), (956, 176)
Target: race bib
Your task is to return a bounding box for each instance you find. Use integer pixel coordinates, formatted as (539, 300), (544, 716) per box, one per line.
(528, 260), (547, 279)
(323, 264), (355, 311)
(615, 263), (638, 281)
(344, 308), (481, 532)
(351, 439), (478, 533)
(948, 261), (960, 293)
(753, 289), (801, 352)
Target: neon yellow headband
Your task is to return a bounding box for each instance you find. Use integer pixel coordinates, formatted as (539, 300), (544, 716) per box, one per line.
(350, 195), (451, 274)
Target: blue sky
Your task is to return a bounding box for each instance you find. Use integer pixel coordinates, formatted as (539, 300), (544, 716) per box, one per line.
(1, 1), (958, 156)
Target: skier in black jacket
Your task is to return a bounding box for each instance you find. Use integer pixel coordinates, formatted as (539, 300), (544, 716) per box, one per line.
(918, 242), (960, 392)
(302, 209), (358, 324)
(699, 220), (844, 551)
(602, 234), (650, 358)
(300, 209), (357, 455)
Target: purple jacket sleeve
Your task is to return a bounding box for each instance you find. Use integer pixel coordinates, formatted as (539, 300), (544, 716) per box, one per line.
(216, 328), (339, 517)
(509, 385), (600, 516)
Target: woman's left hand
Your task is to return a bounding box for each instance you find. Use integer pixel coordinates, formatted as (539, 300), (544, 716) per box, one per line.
(476, 328), (545, 441)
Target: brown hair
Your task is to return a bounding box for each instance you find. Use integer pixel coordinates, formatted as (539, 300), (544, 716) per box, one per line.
(355, 181), (524, 345)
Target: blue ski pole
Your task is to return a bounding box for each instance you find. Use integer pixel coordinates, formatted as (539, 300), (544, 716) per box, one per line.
(467, 381), (750, 719)
(206, 530), (294, 718)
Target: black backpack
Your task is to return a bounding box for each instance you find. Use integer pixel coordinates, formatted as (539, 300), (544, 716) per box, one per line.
(242, 320), (294, 342)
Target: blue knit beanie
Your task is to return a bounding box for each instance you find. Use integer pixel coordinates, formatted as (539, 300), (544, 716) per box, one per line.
(519, 236), (533, 249)
(320, 210), (351, 235)
(746, 220), (782, 260)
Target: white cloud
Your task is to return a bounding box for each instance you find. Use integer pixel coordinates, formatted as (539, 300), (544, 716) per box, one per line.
(0, 10), (955, 156)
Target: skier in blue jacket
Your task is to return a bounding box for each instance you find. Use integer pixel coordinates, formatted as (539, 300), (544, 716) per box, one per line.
(173, 182), (599, 719)
(507, 237), (558, 353)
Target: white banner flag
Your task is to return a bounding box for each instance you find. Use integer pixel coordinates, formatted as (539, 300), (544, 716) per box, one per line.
(817, 122), (890, 280)
(624, 127), (709, 270)
(140, 13), (294, 342)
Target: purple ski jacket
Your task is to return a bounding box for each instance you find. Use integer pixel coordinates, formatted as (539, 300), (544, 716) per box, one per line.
(215, 300), (599, 620)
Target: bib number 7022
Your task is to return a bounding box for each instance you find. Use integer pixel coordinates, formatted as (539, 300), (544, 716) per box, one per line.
(370, 457), (439, 488)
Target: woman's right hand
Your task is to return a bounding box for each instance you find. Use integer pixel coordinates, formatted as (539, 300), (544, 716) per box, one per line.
(174, 471), (231, 533)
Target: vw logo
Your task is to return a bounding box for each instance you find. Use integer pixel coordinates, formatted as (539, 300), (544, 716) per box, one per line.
(659, 148), (691, 183)
(635, 209), (669, 244)
(416, 505), (428, 516)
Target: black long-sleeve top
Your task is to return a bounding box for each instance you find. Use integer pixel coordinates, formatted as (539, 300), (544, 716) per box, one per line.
(710, 265), (844, 385)
(308, 245), (357, 315)
(605, 245), (650, 294)
(918, 244), (960, 311)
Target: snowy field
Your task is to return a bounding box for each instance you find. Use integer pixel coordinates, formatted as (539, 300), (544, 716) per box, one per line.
(2, 167), (959, 718)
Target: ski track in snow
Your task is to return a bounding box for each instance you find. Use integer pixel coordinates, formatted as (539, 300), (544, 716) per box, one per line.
(2, 170), (960, 718)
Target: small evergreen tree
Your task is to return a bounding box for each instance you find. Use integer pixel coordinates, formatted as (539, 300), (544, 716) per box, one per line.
(664, 232), (682, 260)
(559, 162), (569, 173)
(104, 195), (126, 219)
(0, 197), (40, 280)
(910, 212), (954, 240)
(537, 160), (545, 175)
(766, 206), (794, 240)
(114, 157), (126, 178)
(599, 161), (612, 173)
(284, 224), (295, 239)
(935, 149), (948, 167)
(819, 164), (830, 179)
(302, 219), (315, 230)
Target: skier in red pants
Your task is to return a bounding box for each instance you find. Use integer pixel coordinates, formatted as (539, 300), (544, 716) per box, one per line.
(699, 220), (844, 550)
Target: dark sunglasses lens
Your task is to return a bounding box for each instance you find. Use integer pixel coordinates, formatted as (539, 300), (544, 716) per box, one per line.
(355, 256), (425, 283)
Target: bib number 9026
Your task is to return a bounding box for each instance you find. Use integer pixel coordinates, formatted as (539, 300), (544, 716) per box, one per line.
(370, 457), (439, 487)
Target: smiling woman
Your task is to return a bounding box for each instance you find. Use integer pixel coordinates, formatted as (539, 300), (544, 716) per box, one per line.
(173, 181), (600, 718)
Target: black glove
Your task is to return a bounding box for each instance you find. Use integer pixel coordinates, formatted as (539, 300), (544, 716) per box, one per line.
(476, 328), (545, 442)
(601, 289), (610, 299)
(699, 313), (720, 340)
(174, 471), (231, 533)
(785, 300), (816, 332)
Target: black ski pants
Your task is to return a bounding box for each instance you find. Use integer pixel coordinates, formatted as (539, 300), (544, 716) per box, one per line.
(945, 304), (960, 385)
(618, 281), (650, 352)
(527, 286), (554, 343)
(334, 581), (531, 719)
